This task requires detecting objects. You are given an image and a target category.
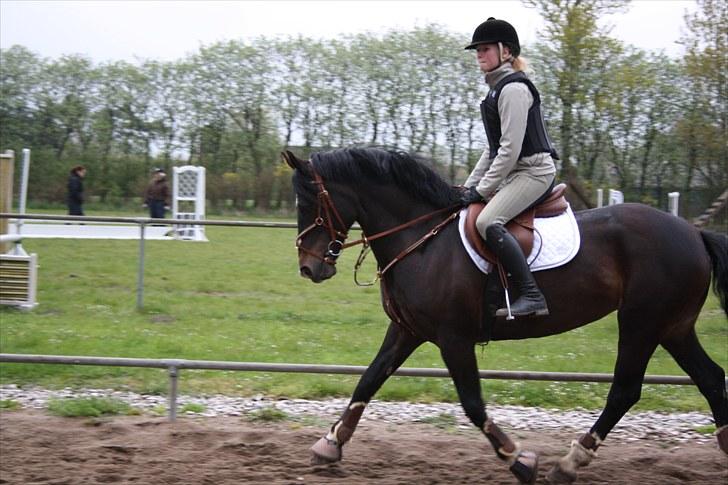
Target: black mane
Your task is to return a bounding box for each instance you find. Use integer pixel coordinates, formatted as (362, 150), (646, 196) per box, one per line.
(298, 147), (459, 208)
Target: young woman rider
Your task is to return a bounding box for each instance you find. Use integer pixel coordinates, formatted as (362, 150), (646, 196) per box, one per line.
(460, 17), (559, 318)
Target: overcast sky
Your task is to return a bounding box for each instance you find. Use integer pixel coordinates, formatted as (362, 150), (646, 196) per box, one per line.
(1, 0), (696, 63)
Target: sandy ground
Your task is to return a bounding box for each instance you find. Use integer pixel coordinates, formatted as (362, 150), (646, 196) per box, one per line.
(1, 410), (726, 485)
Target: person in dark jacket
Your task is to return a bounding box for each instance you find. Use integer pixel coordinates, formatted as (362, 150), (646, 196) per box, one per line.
(67, 165), (87, 215)
(143, 168), (170, 219)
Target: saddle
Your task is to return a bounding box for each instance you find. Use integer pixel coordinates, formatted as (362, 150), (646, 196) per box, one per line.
(465, 183), (569, 265)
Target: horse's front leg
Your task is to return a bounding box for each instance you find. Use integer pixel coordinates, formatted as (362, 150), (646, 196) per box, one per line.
(439, 335), (539, 484)
(310, 322), (423, 464)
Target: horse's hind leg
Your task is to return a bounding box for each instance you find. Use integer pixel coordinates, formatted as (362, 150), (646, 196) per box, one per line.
(439, 335), (539, 484)
(548, 327), (659, 484)
(662, 328), (728, 454)
(310, 322), (423, 464)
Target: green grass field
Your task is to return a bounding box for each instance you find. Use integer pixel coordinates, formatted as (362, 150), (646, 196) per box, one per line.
(1, 214), (726, 412)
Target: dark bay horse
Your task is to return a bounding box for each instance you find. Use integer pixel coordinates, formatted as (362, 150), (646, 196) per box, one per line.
(283, 147), (728, 484)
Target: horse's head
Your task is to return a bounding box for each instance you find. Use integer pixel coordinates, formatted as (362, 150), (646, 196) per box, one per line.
(283, 150), (358, 283)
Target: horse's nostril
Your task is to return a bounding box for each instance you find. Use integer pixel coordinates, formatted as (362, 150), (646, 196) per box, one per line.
(300, 266), (314, 279)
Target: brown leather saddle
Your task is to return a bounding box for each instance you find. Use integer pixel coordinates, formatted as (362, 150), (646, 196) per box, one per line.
(465, 183), (569, 265)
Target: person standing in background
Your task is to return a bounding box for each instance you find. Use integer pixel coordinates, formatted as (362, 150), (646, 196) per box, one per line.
(143, 168), (170, 219)
(67, 165), (86, 215)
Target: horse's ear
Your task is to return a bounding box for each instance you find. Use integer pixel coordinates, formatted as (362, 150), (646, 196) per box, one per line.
(281, 150), (304, 170)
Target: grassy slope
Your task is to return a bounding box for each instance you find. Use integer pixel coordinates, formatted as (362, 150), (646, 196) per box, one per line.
(1, 217), (726, 412)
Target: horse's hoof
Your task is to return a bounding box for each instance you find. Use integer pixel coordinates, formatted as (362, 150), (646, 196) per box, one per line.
(545, 464), (577, 484)
(716, 425), (728, 455)
(310, 436), (342, 464)
(509, 450), (539, 484)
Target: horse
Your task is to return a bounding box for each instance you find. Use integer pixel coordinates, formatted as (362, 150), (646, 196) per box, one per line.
(282, 147), (728, 484)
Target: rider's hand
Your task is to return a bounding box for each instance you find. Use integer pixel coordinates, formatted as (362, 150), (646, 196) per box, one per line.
(459, 186), (484, 206)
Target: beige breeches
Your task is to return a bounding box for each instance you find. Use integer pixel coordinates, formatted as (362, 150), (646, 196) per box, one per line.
(476, 172), (555, 240)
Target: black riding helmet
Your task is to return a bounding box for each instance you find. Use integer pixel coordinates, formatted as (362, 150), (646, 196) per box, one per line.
(464, 17), (520, 57)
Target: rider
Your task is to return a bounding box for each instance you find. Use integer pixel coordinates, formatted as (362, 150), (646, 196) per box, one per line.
(460, 18), (558, 318)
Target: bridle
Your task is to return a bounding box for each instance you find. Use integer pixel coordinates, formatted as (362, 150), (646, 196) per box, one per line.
(295, 166), (350, 266)
(295, 160), (460, 285)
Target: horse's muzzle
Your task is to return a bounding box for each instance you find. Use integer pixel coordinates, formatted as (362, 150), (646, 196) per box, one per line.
(299, 262), (336, 283)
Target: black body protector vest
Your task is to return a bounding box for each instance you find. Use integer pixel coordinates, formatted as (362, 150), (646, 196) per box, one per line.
(480, 71), (559, 160)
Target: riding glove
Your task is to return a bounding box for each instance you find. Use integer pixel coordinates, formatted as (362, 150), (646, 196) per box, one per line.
(460, 186), (485, 206)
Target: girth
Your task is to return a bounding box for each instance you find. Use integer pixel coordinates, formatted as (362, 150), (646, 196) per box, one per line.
(465, 183), (568, 265)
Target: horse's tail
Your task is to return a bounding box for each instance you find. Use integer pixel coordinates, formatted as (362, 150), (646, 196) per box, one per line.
(701, 229), (728, 318)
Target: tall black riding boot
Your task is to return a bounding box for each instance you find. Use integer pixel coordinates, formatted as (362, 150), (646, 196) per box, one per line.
(484, 224), (549, 318)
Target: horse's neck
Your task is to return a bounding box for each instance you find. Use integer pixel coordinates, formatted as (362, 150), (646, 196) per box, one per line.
(356, 191), (444, 262)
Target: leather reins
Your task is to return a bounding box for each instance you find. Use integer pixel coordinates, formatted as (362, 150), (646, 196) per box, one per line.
(295, 160), (460, 286)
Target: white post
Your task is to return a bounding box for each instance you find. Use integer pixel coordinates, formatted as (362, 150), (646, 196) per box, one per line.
(668, 192), (680, 216)
(172, 166), (207, 241)
(11, 148), (31, 255)
(596, 188), (603, 208)
(16, 149), (30, 235)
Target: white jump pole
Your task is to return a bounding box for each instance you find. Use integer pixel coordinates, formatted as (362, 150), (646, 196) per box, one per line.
(596, 188), (603, 208)
(668, 192), (680, 216)
(172, 166), (207, 241)
(608, 189), (624, 205)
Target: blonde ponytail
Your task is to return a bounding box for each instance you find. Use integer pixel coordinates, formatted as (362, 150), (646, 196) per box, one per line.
(512, 56), (528, 73)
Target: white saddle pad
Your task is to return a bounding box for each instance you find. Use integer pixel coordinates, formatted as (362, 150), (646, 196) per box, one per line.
(458, 204), (581, 274)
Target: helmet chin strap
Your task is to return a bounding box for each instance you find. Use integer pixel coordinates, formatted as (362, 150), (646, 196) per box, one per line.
(486, 42), (513, 73)
(498, 42), (513, 66)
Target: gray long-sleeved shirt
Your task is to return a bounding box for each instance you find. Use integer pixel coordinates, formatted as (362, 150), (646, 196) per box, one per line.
(465, 63), (556, 198)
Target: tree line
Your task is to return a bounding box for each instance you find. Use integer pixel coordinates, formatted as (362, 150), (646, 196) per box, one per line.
(0, 0), (724, 215)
